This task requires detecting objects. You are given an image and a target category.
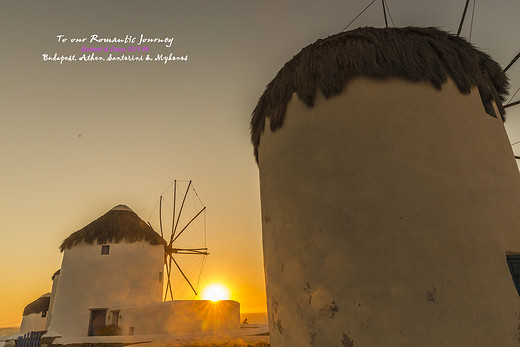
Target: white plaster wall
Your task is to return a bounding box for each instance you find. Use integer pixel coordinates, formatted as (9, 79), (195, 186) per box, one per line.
(46, 272), (60, 329)
(115, 300), (240, 335)
(258, 77), (520, 346)
(19, 313), (46, 334)
(48, 241), (164, 337)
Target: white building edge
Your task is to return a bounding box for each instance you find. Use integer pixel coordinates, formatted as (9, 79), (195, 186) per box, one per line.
(20, 205), (240, 337)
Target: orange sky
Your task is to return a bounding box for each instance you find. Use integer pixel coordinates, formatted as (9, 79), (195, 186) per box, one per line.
(1, 0), (520, 328)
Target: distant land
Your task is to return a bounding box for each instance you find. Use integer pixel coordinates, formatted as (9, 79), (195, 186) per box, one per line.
(0, 326), (18, 337)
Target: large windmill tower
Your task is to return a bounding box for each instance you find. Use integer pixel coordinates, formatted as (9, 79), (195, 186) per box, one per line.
(252, 26), (520, 346)
(44, 183), (238, 337)
(47, 205), (166, 337)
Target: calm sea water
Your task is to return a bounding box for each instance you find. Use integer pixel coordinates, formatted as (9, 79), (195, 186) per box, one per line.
(0, 327), (19, 338)
(240, 312), (268, 324)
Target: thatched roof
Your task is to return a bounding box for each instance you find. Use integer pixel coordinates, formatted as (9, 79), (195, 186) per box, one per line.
(250, 27), (509, 161)
(60, 205), (166, 252)
(51, 269), (60, 280)
(23, 294), (50, 316)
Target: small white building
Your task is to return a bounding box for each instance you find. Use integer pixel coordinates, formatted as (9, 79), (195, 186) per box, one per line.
(24, 204), (239, 337)
(19, 293), (50, 334)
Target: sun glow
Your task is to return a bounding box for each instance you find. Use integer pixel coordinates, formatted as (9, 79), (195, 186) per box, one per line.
(201, 283), (230, 302)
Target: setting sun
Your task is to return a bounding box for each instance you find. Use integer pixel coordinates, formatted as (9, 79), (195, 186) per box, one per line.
(201, 283), (230, 302)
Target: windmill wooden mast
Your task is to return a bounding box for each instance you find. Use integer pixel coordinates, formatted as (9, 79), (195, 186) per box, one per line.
(155, 180), (209, 301)
(455, 0), (519, 112)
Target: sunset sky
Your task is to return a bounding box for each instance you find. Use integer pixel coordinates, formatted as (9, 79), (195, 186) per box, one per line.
(1, 0), (520, 328)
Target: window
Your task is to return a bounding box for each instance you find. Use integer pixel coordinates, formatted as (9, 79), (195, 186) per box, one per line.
(101, 245), (110, 255)
(129, 327), (135, 335)
(159, 272), (163, 284)
(506, 255), (520, 296)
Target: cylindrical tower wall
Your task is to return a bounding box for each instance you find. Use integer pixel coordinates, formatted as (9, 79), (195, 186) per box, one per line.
(257, 77), (520, 346)
(46, 271), (60, 329)
(48, 241), (163, 337)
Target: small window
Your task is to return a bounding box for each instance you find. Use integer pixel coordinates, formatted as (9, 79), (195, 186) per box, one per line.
(129, 327), (135, 335)
(506, 255), (520, 296)
(159, 272), (163, 284)
(42, 311), (47, 318)
(101, 245), (110, 255)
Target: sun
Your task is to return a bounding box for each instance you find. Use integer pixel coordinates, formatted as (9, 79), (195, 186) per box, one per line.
(201, 283), (230, 302)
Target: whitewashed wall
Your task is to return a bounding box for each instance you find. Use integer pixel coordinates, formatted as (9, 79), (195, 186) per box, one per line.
(19, 313), (47, 334)
(115, 300), (240, 335)
(48, 241), (163, 337)
(258, 78), (520, 346)
(45, 271), (60, 329)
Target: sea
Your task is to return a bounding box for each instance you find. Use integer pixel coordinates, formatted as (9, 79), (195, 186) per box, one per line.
(240, 312), (268, 325)
(0, 326), (19, 338)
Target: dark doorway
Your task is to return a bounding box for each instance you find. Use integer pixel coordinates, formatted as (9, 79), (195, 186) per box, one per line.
(88, 309), (107, 336)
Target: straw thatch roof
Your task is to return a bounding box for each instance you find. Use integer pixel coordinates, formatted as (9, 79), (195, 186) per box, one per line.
(59, 205), (166, 252)
(250, 27), (509, 161)
(23, 294), (50, 316)
(51, 269), (60, 280)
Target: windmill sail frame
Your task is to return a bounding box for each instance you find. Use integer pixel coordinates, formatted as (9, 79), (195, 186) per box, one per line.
(148, 180), (209, 301)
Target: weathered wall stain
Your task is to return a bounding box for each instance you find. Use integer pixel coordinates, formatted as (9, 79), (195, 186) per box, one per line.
(304, 283), (312, 305)
(426, 287), (437, 303)
(297, 283), (312, 318)
(342, 332), (354, 347)
(270, 296), (283, 336)
(320, 300), (339, 319)
(306, 320), (317, 345)
(276, 318), (284, 335)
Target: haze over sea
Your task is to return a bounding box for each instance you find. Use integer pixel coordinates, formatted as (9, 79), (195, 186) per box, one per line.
(0, 326), (19, 337)
(0, 313), (266, 338)
(240, 312), (267, 324)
